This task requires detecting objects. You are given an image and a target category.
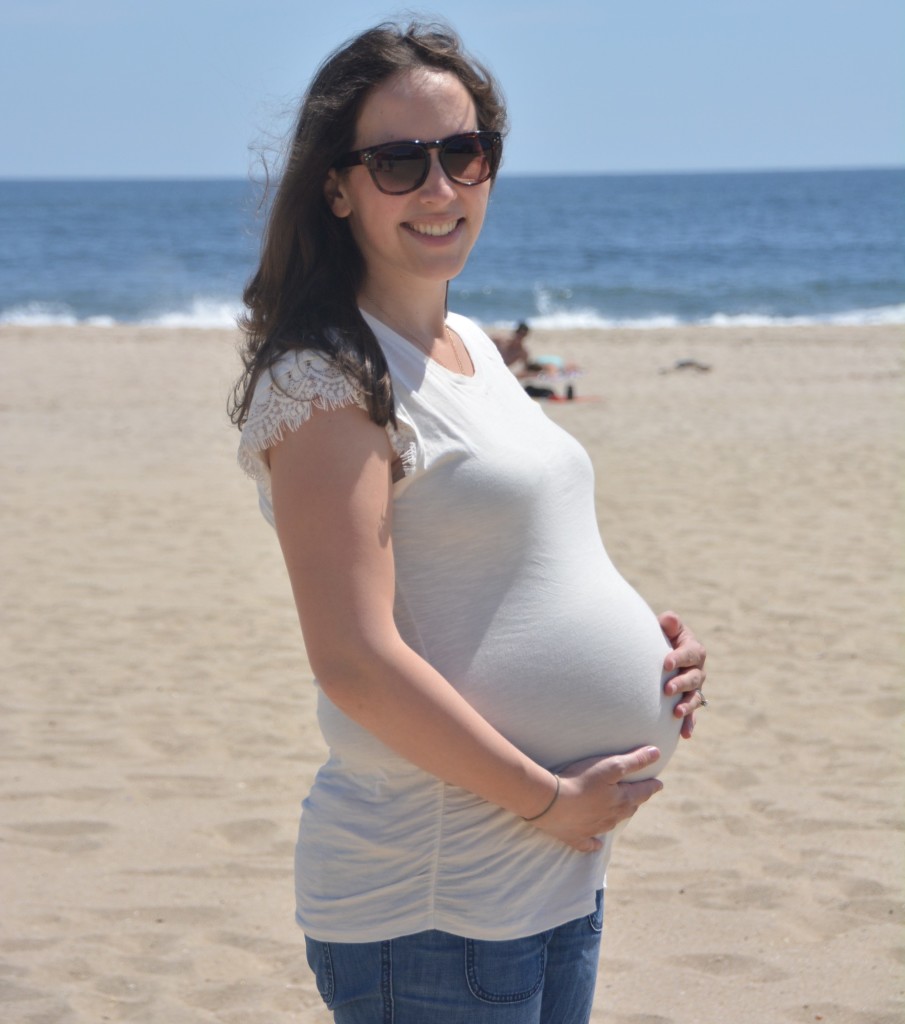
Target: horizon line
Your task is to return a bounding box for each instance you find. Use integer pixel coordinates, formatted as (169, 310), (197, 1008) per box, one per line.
(1, 163), (903, 184)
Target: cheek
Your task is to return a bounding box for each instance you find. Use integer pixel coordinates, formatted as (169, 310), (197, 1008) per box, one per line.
(347, 204), (389, 251)
(344, 201), (403, 269)
(465, 185), (490, 233)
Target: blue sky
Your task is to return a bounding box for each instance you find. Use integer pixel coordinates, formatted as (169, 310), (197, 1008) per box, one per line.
(2, 0), (902, 177)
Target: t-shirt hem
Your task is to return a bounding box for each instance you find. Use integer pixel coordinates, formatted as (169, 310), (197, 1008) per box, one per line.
(294, 888), (601, 943)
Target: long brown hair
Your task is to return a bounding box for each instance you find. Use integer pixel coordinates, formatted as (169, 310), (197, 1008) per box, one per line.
(229, 20), (508, 429)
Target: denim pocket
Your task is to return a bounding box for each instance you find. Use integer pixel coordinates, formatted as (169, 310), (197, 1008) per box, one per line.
(304, 936), (335, 1008)
(465, 934), (546, 1003)
(587, 889), (604, 933)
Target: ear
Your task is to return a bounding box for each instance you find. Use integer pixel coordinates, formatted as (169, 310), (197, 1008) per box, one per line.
(324, 169), (353, 218)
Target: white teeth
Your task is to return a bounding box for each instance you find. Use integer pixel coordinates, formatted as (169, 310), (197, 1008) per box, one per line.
(409, 220), (458, 237)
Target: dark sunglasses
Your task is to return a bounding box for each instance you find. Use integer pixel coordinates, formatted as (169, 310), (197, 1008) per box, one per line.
(334, 130), (502, 195)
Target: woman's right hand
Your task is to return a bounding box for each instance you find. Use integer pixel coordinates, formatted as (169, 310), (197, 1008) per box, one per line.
(527, 746), (664, 852)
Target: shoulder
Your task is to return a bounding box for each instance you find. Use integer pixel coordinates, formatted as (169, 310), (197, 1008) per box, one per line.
(237, 348), (367, 482)
(447, 312), (510, 368)
(447, 312), (497, 350)
(264, 348), (363, 408)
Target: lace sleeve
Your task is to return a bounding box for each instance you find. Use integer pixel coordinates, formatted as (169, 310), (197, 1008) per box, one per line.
(237, 349), (419, 514)
(237, 350), (368, 484)
(386, 415), (418, 480)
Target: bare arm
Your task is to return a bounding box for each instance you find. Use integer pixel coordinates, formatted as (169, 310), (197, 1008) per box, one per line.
(269, 404), (662, 851)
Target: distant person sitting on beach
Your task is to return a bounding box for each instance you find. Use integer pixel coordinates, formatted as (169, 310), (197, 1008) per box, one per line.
(492, 321), (581, 380)
(492, 321), (583, 397)
(491, 321), (555, 396)
(490, 321), (531, 369)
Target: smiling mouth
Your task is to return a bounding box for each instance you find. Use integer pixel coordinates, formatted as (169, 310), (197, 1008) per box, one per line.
(406, 219), (460, 237)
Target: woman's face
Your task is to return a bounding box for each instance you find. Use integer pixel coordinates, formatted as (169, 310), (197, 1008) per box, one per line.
(325, 68), (491, 300)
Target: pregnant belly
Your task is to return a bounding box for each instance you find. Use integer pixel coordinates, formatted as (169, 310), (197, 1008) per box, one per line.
(456, 577), (683, 778)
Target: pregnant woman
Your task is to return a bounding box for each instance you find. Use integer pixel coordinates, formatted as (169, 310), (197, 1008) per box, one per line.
(232, 20), (708, 1024)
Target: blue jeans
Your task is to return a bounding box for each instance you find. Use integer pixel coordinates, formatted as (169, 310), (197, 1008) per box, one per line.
(304, 890), (604, 1024)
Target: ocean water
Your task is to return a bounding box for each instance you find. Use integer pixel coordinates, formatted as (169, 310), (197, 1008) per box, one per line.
(1, 169), (902, 330)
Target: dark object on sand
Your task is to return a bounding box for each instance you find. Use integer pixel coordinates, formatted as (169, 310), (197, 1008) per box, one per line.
(660, 359), (712, 374)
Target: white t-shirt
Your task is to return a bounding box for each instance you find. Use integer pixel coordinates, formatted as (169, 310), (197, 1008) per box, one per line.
(238, 312), (681, 942)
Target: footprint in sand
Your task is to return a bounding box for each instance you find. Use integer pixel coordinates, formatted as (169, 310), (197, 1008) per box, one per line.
(4, 819), (113, 853)
(672, 952), (790, 982)
(214, 818), (279, 846)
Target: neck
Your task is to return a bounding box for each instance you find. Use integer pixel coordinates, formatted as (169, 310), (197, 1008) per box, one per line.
(359, 278), (470, 376)
(358, 276), (449, 340)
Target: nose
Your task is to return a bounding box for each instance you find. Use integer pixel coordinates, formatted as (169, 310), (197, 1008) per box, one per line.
(418, 149), (458, 200)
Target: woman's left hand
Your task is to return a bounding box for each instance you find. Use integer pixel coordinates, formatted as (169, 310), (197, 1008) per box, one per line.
(659, 611), (708, 739)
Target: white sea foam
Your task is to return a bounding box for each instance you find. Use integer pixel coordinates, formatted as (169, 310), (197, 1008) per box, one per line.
(486, 303), (905, 332)
(530, 311), (683, 330)
(3, 301), (902, 331)
(138, 297), (241, 329)
(822, 304), (905, 326)
(0, 302), (80, 326)
(703, 304), (905, 328)
(0, 297), (241, 329)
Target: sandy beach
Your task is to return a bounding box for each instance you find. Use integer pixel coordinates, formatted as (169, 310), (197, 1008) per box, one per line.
(1, 322), (902, 1024)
